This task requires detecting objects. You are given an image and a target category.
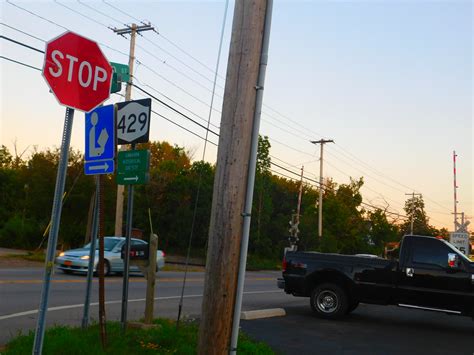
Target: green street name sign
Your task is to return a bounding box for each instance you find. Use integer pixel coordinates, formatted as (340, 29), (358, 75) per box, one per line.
(117, 149), (150, 185)
(110, 62), (130, 94)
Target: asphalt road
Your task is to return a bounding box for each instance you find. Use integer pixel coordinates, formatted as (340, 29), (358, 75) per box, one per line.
(1, 266), (473, 354)
(0, 266), (287, 346)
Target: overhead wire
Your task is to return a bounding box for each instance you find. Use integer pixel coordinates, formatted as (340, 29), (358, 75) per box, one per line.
(53, 0), (447, 217)
(136, 43), (220, 95)
(0, 22), (46, 42)
(10, 0), (450, 217)
(54, 0), (110, 29)
(6, 0), (68, 31)
(1, 35), (45, 53)
(136, 60), (222, 116)
(5, 23), (445, 226)
(140, 36), (226, 90)
(175, 0), (229, 328)
(133, 76), (221, 131)
(132, 83), (220, 138)
(1, 55), (41, 71)
(2, 54), (412, 224)
(77, 0), (123, 26)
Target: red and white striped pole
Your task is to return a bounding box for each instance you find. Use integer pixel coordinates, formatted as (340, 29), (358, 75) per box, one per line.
(453, 150), (458, 231)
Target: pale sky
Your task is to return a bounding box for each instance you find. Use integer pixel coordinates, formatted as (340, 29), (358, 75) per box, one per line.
(1, 0), (472, 231)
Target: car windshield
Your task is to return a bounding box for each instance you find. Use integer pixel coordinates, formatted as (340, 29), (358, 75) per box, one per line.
(83, 238), (121, 252)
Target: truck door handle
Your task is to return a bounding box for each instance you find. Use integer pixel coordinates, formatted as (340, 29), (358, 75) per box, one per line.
(406, 268), (414, 277)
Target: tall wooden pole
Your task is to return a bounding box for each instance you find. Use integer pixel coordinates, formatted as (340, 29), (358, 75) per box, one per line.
(310, 139), (334, 238)
(198, 1), (268, 354)
(113, 23), (153, 236)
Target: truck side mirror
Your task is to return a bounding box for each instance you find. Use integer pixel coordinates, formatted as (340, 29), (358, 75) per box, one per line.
(447, 253), (459, 268)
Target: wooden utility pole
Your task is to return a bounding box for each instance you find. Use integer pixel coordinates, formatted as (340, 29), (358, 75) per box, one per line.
(405, 192), (422, 234)
(112, 23), (153, 237)
(310, 139), (334, 238)
(198, 1), (268, 354)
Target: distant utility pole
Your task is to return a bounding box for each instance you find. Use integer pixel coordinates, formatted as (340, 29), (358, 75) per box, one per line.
(310, 139), (334, 239)
(296, 165), (304, 225)
(112, 23), (154, 237)
(198, 1), (271, 354)
(405, 192), (422, 235)
(452, 150), (459, 232)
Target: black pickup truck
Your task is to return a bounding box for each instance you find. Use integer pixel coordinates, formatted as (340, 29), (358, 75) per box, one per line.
(278, 235), (474, 319)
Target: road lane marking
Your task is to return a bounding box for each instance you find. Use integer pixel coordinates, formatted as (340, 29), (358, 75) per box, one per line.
(0, 277), (274, 284)
(0, 290), (281, 321)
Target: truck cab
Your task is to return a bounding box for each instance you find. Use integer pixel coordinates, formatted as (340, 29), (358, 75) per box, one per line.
(397, 235), (474, 315)
(279, 235), (474, 319)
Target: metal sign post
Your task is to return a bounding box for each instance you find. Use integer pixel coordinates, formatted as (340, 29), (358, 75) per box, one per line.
(82, 177), (99, 329)
(33, 107), (75, 355)
(117, 99), (151, 331)
(34, 30), (112, 355)
(120, 146), (135, 331)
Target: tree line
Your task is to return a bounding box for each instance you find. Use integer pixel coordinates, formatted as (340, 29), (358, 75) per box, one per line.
(0, 137), (447, 260)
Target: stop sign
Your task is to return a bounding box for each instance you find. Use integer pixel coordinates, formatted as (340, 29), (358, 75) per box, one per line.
(42, 31), (113, 112)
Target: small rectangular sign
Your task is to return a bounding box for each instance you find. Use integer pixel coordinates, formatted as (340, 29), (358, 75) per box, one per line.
(117, 149), (150, 185)
(85, 160), (115, 175)
(85, 105), (115, 162)
(449, 232), (470, 256)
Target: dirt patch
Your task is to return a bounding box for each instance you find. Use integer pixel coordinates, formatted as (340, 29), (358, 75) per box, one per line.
(0, 256), (43, 268)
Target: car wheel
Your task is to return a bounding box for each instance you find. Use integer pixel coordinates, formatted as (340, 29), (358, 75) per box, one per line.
(103, 260), (111, 276)
(94, 261), (111, 276)
(310, 283), (349, 319)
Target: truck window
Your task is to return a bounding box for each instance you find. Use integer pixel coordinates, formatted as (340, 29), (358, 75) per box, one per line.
(411, 238), (452, 268)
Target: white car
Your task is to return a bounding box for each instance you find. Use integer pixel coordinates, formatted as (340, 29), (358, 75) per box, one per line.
(56, 236), (165, 276)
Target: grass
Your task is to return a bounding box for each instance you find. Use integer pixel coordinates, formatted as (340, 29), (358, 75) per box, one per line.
(2, 319), (274, 355)
(246, 255), (281, 271)
(6, 252), (45, 263)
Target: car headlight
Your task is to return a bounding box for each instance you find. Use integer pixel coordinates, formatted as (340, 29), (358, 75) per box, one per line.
(80, 255), (90, 260)
(59, 252), (65, 257)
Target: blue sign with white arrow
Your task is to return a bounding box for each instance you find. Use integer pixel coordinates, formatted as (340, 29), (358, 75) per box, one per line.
(84, 104), (115, 175)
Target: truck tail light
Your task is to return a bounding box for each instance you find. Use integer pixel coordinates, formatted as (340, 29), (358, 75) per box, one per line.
(282, 257), (287, 272)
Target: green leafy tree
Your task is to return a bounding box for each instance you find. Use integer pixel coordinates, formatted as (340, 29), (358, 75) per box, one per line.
(366, 209), (400, 255)
(401, 195), (437, 236)
(250, 136), (274, 256)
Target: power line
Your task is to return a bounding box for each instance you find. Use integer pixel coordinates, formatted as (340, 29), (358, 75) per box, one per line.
(0, 22), (46, 42)
(102, 0), (142, 24)
(133, 75), (220, 131)
(77, 0), (122, 25)
(136, 43), (220, 95)
(132, 83), (220, 137)
(113, 93), (217, 147)
(137, 60), (222, 115)
(54, 0), (110, 29)
(1, 35), (45, 53)
(6, 0), (68, 30)
(8, 0), (452, 216)
(2, 27), (447, 227)
(1, 55), (41, 71)
(141, 35), (226, 90)
(3, 53), (411, 224)
(3, 8), (129, 58)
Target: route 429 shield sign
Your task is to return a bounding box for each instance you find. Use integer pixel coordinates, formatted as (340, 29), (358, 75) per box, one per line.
(116, 98), (151, 145)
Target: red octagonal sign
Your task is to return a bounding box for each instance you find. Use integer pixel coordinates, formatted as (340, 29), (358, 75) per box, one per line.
(43, 31), (113, 112)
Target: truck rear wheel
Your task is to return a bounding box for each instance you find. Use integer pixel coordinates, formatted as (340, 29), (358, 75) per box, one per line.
(310, 283), (349, 319)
